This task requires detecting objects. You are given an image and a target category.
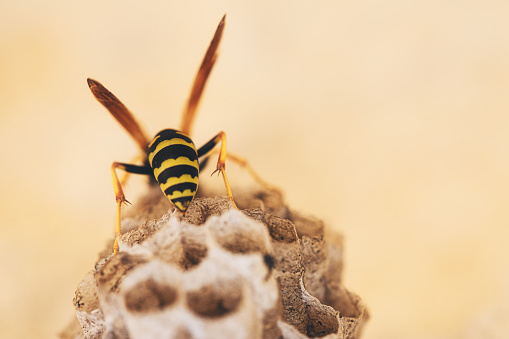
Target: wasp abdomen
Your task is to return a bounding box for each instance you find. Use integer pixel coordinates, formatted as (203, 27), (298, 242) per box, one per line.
(148, 129), (199, 212)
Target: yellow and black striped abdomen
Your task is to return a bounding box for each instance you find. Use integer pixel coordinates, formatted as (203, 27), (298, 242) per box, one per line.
(148, 129), (199, 212)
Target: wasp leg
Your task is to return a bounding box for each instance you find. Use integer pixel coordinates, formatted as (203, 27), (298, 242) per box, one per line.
(111, 162), (152, 255)
(197, 131), (237, 209)
(227, 152), (283, 195)
(207, 150), (283, 196)
(119, 154), (146, 186)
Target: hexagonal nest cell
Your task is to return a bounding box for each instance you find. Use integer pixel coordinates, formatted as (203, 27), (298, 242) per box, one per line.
(60, 188), (369, 339)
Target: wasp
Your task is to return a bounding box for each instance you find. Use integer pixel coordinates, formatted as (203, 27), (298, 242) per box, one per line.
(88, 15), (244, 255)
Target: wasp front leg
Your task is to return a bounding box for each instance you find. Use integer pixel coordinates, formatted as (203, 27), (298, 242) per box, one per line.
(110, 162), (152, 255)
(197, 131), (237, 209)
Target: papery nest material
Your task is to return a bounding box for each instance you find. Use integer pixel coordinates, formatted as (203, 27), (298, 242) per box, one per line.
(61, 189), (369, 339)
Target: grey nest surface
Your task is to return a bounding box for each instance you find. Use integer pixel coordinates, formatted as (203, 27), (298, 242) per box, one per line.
(61, 189), (369, 339)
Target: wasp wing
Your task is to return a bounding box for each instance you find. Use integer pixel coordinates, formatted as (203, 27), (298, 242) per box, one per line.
(180, 14), (226, 136)
(87, 78), (150, 152)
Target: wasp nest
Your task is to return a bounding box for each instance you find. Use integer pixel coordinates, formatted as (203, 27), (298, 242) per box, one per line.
(61, 189), (368, 339)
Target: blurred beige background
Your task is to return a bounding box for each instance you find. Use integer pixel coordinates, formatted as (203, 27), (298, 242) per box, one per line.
(1, 1), (509, 338)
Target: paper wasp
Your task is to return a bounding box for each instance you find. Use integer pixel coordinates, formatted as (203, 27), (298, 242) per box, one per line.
(88, 15), (249, 255)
